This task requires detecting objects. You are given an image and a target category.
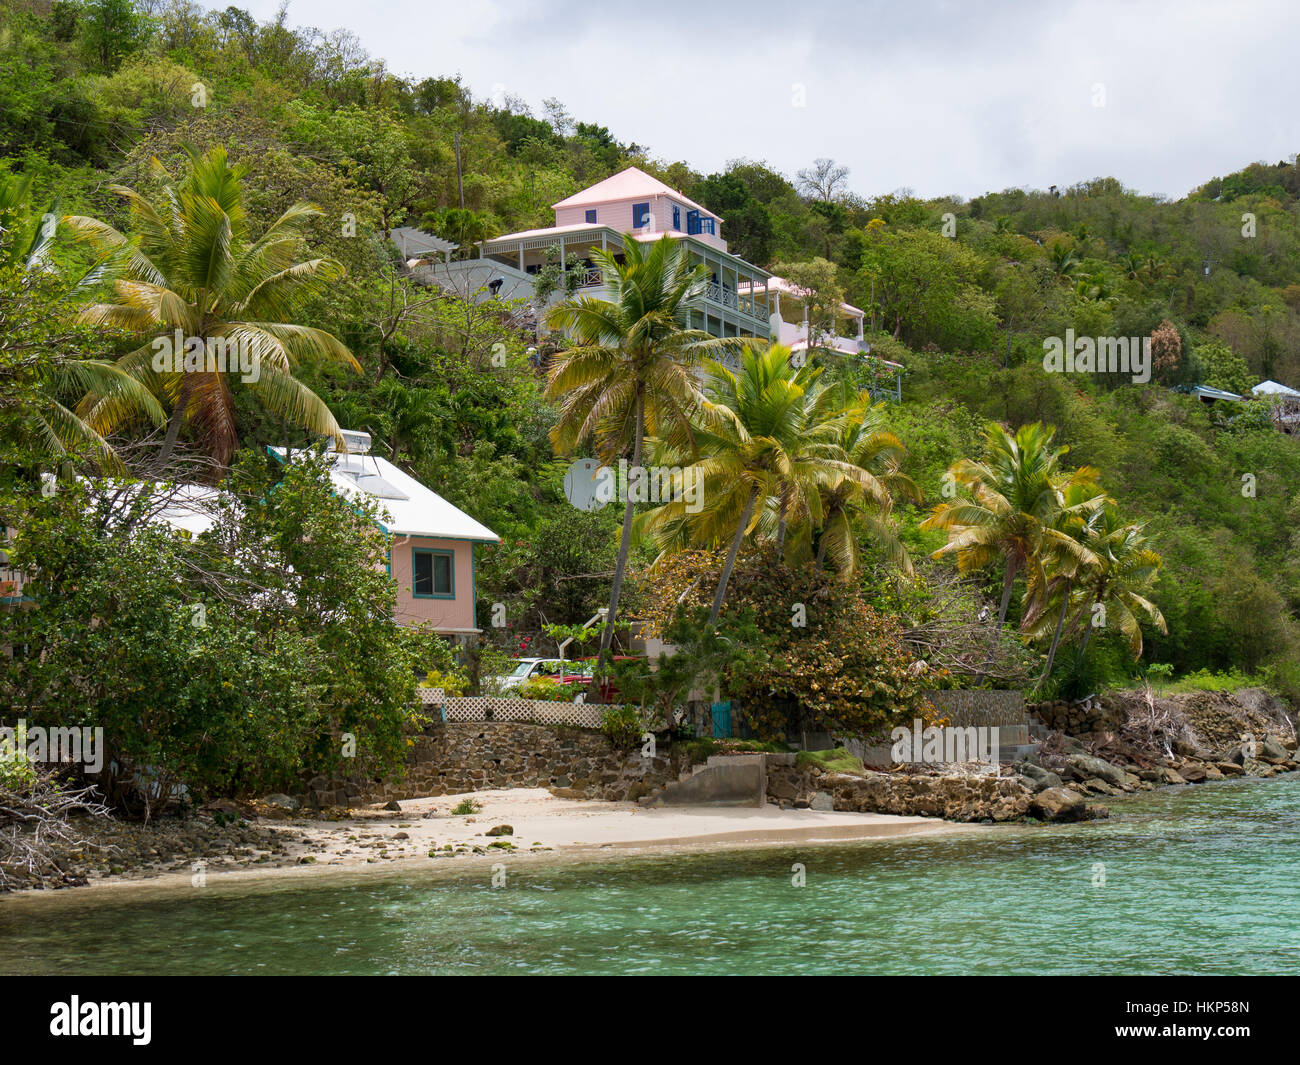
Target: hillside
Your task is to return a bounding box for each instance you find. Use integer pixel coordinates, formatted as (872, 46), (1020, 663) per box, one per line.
(2, 0), (1299, 702)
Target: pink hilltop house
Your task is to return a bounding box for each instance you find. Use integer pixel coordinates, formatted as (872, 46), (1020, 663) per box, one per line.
(399, 166), (903, 394)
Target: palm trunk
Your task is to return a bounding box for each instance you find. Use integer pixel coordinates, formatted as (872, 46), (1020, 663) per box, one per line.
(157, 375), (194, 470)
(596, 389), (643, 675)
(708, 483), (759, 627)
(1037, 583), (1071, 687)
(776, 495), (788, 550)
(977, 557), (1017, 684)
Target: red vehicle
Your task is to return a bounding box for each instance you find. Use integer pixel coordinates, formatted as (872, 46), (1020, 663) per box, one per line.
(555, 655), (640, 703)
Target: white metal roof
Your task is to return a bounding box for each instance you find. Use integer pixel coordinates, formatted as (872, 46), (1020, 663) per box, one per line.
(1252, 380), (1300, 398)
(270, 448), (499, 543)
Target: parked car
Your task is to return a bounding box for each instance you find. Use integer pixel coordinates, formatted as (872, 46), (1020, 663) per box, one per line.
(554, 656), (640, 703)
(496, 658), (568, 692)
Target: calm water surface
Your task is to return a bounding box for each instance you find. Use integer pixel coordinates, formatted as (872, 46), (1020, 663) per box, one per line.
(2, 775), (1297, 975)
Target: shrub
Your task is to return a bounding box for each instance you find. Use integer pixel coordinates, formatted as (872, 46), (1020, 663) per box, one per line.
(518, 677), (575, 702)
(600, 704), (642, 749)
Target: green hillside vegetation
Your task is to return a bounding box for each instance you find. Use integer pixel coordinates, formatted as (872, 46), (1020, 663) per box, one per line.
(3, 0), (1299, 739)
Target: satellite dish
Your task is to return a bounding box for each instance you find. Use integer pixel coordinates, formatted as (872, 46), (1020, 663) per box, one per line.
(563, 458), (614, 512)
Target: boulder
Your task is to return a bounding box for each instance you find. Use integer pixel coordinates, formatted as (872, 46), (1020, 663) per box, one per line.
(1019, 763), (1064, 793)
(809, 791), (835, 811)
(1261, 735), (1290, 764)
(485, 824), (514, 836)
(1030, 787), (1087, 822)
(382, 800), (402, 811)
(1215, 762), (1245, 777)
(261, 793), (301, 811)
(1066, 753), (1128, 788)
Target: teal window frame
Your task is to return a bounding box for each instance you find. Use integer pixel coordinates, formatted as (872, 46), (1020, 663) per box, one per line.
(412, 547), (455, 599)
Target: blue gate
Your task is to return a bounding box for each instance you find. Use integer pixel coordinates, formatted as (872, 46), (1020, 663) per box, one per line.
(710, 701), (732, 739)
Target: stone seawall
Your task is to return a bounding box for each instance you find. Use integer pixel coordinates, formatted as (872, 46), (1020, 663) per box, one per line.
(344, 722), (692, 806)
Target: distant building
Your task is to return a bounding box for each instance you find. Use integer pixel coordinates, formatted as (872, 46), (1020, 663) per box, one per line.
(401, 166), (774, 341)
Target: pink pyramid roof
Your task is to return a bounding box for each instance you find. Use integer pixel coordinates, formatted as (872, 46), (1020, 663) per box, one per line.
(552, 166), (718, 218)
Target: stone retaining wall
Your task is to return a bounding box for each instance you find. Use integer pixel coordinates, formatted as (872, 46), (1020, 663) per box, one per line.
(344, 721), (691, 806)
(923, 689), (1027, 727)
(1028, 696), (1123, 735)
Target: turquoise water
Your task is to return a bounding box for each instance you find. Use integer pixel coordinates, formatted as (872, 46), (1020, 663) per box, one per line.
(2, 775), (1298, 975)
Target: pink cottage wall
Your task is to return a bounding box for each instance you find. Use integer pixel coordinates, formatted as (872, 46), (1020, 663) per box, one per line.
(388, 535), (478, 634)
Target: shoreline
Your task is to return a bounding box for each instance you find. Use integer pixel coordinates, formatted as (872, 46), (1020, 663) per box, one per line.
(1, 789), (984, 902)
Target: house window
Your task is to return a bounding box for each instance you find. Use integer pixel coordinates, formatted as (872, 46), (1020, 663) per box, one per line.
(412, 548), (454, 598)
(672, 204), (681, 230)
(585, 209), (597, 223)
(632, 202), (651, 228)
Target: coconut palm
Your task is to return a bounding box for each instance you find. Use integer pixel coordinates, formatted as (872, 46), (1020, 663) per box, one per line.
(1021, 478), (1108, 683)
(544, 233), (740, 667)
(643, 343), (874, 624)
(0, 173), (165, 472)
(921, 422), (1097, 633)
(1073, 505), (1166, 657)
(64, 145), (358, 467)
(807, 389), (919, 578)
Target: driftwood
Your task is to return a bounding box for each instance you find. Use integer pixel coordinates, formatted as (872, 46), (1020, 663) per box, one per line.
(0, 769), (112, 891)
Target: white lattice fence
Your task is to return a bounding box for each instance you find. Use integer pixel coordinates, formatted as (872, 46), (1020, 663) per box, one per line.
(415, 690), (667, 730)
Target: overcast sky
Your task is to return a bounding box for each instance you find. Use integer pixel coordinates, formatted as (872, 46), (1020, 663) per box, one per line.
(242, 0), (1298, 202)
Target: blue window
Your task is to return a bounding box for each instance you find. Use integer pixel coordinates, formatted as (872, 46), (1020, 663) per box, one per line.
(686, 210), (700, 235)
(672, 204), (681, 230)
(412, 548), (454, 599)
(585, 209), (597, 223)
(632, 201), (651, 228)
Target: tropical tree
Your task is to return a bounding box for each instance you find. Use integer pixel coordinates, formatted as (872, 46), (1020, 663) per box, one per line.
(544, 234), (739, 668)
(809, 390), (919, 577)
(643, 343), (876, 624)
(1021, 478), (1108, 683)
(64, 145), (359, 467)
(0, 173), (164, 472)
(921, 422), (1098, 636)
(1073, 505), (1167, 657)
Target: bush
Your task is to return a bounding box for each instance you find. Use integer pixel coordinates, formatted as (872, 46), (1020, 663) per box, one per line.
(600, 704), (642, 749)
(517, 677), (575, 702)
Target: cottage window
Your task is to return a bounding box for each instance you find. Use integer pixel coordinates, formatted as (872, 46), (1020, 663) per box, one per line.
(413, 548), (454, 598)
(632, 202), (651, 228)
(585, 209), (597, 223)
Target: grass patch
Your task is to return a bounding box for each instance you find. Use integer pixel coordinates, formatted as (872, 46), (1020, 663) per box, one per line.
(1146, 667), (1264, 696)
(796, 747), (865, 774)
(451, 797), (482, 815)
(679, 737), (788, 764)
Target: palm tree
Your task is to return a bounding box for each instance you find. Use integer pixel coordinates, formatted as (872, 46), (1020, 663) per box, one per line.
(544, 234), (740, 668)
(1021, 479), (1108, 683)
(921, 422), (1096, 635)
(0, 173), (165, 472)
(809, 388), (919, 578)
(643, 343), (870, 624)
(64, 145), (359, 467)
(1048, 241), (1080, 279)
(1074, 505), (1166, 657)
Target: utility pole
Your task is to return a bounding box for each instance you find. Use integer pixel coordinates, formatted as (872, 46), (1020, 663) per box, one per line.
(1201, 257), (1217, 276)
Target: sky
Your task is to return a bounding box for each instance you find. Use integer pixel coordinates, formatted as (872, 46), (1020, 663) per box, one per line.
(240, 0), (1298, 202)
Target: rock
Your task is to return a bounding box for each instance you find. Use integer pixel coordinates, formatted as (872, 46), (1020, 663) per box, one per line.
(382, 800), (402, 811)
(1019, 764), (1064, 793)
(1066, 754), (1128, 788)
(393, 832), (409, 840)
(1202, 765), (1225, 781)
(485, 824), (514, 837)
(1030, 787), (1087, 822)
(809, 791), (834, 811)
(203, 800), (247, 820)
(1215, 762), (1245, 777)
(1084, 803), (1111, 820)
(1158, 767), (1186, 785)
(1260, 735), (1290, 763)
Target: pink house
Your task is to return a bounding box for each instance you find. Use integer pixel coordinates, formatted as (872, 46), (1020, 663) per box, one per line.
(271, 437), (499, 643)
(408, 167), (775, 342)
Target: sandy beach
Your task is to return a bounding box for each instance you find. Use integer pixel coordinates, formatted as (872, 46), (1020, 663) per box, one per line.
(2, 789), (985, 901)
